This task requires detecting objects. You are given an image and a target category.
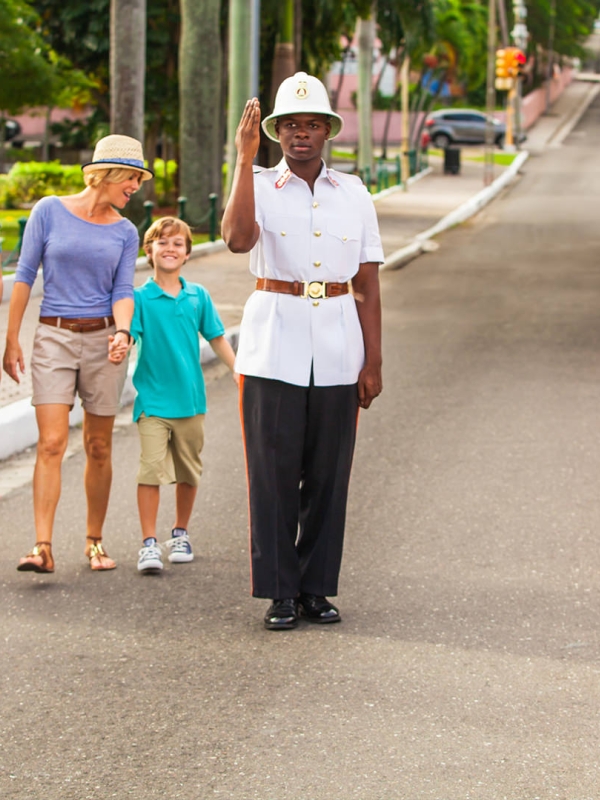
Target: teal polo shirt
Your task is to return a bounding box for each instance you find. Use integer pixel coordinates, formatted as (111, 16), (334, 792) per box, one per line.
(131, 276), (225, 422)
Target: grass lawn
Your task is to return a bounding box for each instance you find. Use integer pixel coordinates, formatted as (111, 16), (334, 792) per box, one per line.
(428, 148), (518, 166)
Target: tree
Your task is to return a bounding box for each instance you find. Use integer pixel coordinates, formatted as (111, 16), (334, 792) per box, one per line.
(0, 0), (56, 114)
(0, 0), (95, 170)
(179, 0), (223, 227)
(109, 0), (146, 224)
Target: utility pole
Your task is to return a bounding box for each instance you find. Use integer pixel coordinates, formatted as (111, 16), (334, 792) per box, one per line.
(512, 0), (529, 143)
(484, 0), (497, 186)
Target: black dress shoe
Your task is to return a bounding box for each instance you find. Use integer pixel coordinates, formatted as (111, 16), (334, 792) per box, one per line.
(298, 593), (341, 623)
(264, 598), (298, 630)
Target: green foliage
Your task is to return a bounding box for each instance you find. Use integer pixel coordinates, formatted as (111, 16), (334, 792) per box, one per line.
(0, 0), (55, 112)
(2, 161), (84, 207)
(524, 0), (600, 61)
(0, 159), (181, 209)
(152, 159), (179, 206)
(32, 0), (110, 115)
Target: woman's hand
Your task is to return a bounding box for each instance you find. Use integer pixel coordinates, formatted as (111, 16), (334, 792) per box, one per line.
(108, 331), (131, 364)
(3, 339), (25, 383)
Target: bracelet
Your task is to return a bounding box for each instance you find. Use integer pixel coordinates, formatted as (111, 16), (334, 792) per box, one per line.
(114, 329), (132, 343)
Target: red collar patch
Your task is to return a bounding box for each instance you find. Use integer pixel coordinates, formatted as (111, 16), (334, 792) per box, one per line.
(275, 169), (292, 189)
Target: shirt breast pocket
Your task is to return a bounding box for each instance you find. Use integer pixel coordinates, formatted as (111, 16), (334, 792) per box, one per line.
(326, 219), (361, 270)
(263, 215), (308, 275)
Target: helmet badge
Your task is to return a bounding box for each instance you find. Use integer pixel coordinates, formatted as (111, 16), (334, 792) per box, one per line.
(295, 79), (309, 99)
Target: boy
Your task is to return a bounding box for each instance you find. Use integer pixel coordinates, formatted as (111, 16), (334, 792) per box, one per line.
(131, 217), (237, 573)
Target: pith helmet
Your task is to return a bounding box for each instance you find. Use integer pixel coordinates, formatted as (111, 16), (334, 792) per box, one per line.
(262, 71), (344, 142)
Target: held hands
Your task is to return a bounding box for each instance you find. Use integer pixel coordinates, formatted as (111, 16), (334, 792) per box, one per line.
(3, 340), (25, 384)
(235, 98), (261, 162)
(108, 331), (131, 364)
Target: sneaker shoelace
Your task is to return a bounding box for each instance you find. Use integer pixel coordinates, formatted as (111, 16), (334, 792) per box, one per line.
(139, 542), (163, 559)
(164, 533), (191, 551)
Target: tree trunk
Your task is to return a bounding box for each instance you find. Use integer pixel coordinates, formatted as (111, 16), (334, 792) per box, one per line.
(357, 8), (376, 178)
(180, 0), (223, 227)
(110, 0), (147, 224)
(268, 0), (296, 167)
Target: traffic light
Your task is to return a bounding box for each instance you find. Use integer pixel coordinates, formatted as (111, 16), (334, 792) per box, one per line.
(514, 49), (527, 78)
(505, 47), (526, 78)
(495, 49), (509, 79)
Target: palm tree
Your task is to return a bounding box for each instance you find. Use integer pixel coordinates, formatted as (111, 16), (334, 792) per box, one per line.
(110, 0), (146, 222)
(179, 0), (223, 227)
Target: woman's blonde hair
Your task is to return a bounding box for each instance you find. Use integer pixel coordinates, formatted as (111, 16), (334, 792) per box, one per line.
(84, 167), (144, 188)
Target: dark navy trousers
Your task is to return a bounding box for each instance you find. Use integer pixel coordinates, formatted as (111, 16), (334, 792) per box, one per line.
(240, 375), (359, 599)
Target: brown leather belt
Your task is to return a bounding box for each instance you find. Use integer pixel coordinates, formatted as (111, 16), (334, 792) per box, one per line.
(255, 278), (349, 300)
(39, 316), (115, 333)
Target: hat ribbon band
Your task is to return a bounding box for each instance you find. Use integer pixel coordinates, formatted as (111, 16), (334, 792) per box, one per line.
(92, 157), (146, 169)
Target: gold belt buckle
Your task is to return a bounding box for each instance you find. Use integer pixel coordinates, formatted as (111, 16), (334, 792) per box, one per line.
(301, 281), (326, 299)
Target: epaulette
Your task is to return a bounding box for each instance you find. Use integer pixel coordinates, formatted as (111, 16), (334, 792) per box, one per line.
(329, 168), (363, 186)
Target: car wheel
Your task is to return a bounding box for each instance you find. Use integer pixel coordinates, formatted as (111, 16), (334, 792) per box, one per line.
(432, 133), (452, 149)
(495, 134), (505, 149)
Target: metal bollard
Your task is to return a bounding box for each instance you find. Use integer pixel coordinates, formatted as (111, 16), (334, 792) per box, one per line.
(18, 217), (27, 249)
(396, 154), (401, 186)
(143, 200), (154, 231)
(177, 196), (187, 222)
(208, 193), (217, 242)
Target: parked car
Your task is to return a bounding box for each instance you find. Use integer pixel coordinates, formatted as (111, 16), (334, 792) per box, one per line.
(3, 118), (21, 143)
(424, 109), (525, 149)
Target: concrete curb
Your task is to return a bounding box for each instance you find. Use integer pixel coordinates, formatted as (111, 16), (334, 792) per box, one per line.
(382, 151), (529, 270)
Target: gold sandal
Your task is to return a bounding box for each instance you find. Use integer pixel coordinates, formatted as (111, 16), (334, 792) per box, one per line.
(85, 538), (116, 571)
(17, 541), (54, 573)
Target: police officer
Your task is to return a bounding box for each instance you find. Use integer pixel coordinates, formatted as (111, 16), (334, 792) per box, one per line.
(222, 72), (384, 630)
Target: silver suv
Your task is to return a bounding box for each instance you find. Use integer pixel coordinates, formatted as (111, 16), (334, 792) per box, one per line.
(424, 109), (512, 148)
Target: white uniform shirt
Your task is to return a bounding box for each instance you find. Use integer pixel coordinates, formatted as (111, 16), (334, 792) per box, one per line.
(235, 159), (384, 387)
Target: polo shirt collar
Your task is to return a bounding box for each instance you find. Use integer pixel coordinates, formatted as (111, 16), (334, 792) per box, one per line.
(143, 276), (195, 298)
(275, 158), (338, 189)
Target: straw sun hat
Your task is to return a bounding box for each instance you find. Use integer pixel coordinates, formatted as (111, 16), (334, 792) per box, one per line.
(82, 134), (154, 181)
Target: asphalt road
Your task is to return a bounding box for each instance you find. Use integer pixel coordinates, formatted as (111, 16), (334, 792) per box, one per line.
(2, 100), (600, 800)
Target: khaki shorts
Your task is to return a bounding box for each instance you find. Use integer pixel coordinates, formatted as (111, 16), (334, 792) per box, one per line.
(31, 322), (128, 416)
(137, 413), (205, 486)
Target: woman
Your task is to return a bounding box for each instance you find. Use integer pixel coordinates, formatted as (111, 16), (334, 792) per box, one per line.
(2, 134), (153, 573)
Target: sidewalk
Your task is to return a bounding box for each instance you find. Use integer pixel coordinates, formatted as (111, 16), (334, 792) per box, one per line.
(0, 76), (595, 459)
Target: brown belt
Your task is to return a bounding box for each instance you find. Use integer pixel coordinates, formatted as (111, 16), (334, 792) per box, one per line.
(255, 278), (349, 300)
(39, 316), (115, 333)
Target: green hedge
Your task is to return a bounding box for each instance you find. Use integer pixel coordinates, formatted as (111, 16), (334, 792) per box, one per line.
(0, 159), (179, 210)
(0, 162), (84, 209)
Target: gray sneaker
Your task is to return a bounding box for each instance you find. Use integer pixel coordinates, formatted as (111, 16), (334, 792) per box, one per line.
(164, 530), (194, 563)
(137, 540), (164, 573)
